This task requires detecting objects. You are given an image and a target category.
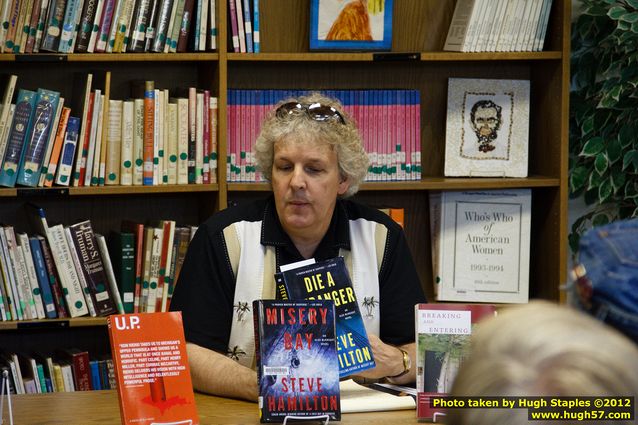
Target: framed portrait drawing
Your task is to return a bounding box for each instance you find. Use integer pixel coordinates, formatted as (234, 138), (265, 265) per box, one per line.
(309, 0), (393, 51)
(444, 78), (530, 177)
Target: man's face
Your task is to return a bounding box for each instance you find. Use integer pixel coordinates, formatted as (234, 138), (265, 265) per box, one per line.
(472, 106), (499, 138)
(271, 137), (349, 239)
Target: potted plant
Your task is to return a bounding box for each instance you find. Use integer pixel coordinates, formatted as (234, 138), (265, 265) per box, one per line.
(569, 0), (638, 254)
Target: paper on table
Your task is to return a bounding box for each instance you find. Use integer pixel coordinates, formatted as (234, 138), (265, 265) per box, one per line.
(340, 379), (416, 413)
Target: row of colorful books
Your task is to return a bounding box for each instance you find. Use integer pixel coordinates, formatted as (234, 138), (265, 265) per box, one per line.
(0, 349), (114, 395)
(0, 0), (216, 54)
(227, 89), (422, 183)
(0, 204), (195, 321)
(444, 0), (553, 52)
(227, 0), (258, 53)
(0, 74), (218, 188)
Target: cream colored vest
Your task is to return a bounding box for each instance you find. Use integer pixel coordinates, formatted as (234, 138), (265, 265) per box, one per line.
(224, 218), (387, 369)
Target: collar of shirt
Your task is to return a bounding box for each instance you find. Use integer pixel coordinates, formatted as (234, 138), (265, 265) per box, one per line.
(260, 196), (351, 264)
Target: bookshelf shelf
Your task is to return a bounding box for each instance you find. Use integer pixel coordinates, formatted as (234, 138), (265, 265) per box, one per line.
(0, 317), (107, 330)
(67, 184), (219, 196)
(227, 52), (563, 62)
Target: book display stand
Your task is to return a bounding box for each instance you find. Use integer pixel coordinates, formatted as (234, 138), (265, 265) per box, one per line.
(0, 370), (14, 425)
(282, 414), (330, 425)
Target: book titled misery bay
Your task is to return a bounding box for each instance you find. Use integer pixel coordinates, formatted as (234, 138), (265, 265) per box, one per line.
(253, 300), (340, 422)
(276, 257), (375, 377)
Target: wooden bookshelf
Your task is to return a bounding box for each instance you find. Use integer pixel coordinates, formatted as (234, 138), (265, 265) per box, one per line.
(0, 0), (570, 355)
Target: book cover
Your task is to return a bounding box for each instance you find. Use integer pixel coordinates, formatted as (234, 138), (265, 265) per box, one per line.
(66, 220), (118, 316)
(16, 88), (60, 187)
(0, 89), (37, 188)
(253, 299), (341, 422)
(445, 78), (530, 177)
(435, 189), (532, 304)
(415, 303), (496, 420)
(309, 0), (393, 51)
(276, 256), (375, 378)
(107, 311), (199, 425)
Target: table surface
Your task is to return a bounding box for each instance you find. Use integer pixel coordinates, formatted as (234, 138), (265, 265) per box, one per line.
(1, 390), (419, 424)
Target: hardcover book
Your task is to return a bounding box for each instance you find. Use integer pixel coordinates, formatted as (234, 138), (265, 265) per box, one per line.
(434, 189), (532, 303)
(0, 89), (37, 188)
(276, 256), (375, 378)
(310, 0), (393, 51)
(253, 299), (341, 422)
(108, 311), (199, 425)
(445, 78), (530, 177)
(415, 303), (496, 421)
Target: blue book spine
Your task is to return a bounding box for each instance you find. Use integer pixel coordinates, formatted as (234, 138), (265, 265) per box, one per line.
(90, 360), (101, 390)
(58, 0), (81, 52)
(278, 256), (376, 377)
(252, 0), (259, 53)
(54, 116), (80, 186)
(0, 89), (37, 187)
(16, 88), (60, 187)
(242, 0), (252, 53)
(29, 237), (58, 319)
(254, 299), (340, 422)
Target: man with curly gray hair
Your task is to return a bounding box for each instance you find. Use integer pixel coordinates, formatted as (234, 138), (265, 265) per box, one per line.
(171, 92), (425, 401)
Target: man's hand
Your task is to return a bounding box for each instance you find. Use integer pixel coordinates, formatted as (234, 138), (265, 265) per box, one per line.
(352, 335), (415, 384)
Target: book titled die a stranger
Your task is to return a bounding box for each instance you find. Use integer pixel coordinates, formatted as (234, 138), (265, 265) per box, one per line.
(275, 257), (376, 377)
(253, 300), (341, 422)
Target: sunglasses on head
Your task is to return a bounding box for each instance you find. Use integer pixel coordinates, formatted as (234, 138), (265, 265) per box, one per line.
(275, 102), (346, 125)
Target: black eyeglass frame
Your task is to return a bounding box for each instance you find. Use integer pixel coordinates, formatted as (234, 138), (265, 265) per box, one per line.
(275, 102), (347, 125)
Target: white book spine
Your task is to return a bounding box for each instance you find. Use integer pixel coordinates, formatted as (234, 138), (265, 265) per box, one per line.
(132, 98), (144, 185)
(162, 89), (169, 184)
(91, 93), (106, 186)
(209, 96), (217, 179)
(86, 0), (105, 52)
(195, 91), (204, 184)
(63, 227), (97, 317)
(198, 0), (208, 51)
(105, 99), (123, 185)
(163, 0), (180, 53)
(120, 100), (134, 185)
(167, 102), (178, 184)
(145, 226), (163, 313)
(17, 233), (46, 319)
(153, 88), (161, 185)
(46, 224), (89, 317)
(83, 90), (101, 186)
(4, 227), (36, 320)
(0, 228), (20, 320)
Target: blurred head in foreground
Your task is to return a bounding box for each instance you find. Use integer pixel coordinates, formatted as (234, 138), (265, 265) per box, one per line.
(447, 301), (638, 425)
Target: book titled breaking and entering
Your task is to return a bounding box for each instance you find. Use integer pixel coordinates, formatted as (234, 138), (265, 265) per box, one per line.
(253, 299), (341, 422)
(276, 257), (375, 377)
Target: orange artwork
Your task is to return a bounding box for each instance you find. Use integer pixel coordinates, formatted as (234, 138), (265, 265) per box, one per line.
(326, 0), (373, 41)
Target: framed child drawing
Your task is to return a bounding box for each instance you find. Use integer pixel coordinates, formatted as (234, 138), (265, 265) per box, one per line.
(444, 78), (530, 178)
(310, 0), (394, 51)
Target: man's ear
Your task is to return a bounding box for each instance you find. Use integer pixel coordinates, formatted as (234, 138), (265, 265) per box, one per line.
(338, 176), (350, 195)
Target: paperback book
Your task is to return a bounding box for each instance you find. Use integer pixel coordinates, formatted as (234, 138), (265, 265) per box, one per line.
(276, 256), (375, 377)
(415, 303), (496, 420)
(253, 299), (340, 422)
(108, 312), (199, 425)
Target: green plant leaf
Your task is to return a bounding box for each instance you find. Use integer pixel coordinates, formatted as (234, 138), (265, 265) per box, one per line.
(581, 116), (595, 136)
(609, 6), (628, 20)
(606, 137), (623, 163)
(619, 124), (634, 147)
(580, 136), (605, 156)
(620, 11), (638, 23)
(568, 232), (581, 255)
(595, 152), (609, 174)
(570, 165), (589, 193)
(611, 168), (626, 191)
(625, 180), (638, 199)
(588, 168), (605, 190)
(592, 213), (610, 227)
(622, 149), (638, 171)
(626, 0), (638, 9)
(599, 178), (614, 202)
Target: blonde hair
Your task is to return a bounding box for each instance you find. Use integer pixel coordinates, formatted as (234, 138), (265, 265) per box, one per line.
(447, 301), (638, 425)
(253, 92), (369, 198)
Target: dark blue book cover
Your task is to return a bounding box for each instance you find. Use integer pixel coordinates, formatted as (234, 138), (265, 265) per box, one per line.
(253, 299), (340, 423)
(276, 257), (376, 378)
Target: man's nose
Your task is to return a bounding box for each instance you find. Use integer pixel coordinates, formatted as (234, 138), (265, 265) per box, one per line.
(290, 165), (306, 189)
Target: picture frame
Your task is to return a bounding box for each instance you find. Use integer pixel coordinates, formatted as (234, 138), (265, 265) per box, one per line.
(309, 0), (394, 51)
(445, 78), (530, 177)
